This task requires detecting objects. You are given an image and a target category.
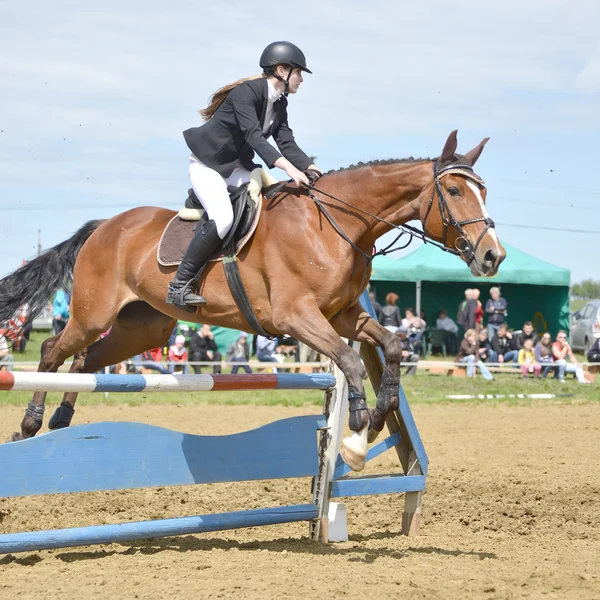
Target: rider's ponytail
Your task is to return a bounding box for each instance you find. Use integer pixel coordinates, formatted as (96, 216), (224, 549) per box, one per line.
(199, 74), (265, 121)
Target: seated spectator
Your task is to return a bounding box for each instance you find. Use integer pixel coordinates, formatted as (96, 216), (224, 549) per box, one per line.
(588, 338), (600, 363)
(226, 333), (252, 374)
(472, 288), (484, 333)
(0, 333), (14, 371)
(133, 347), (170, 375)
(534, 333), (556, 378)
(168, 335), (189, 374)
(394, 326), (419, 375)
(436, 309), (458, 333)
(402, 307), (426, 353)
(478, 329), (497, 363)
(518, 338), (542, 378)
(515, 321), (539, 350)
(256, 335), (285, 365)
(456, 329), (494, 380)
(491, 324), (519, 363)
(190, 324), (222, 374)
(380, 293), (402, 332)
(485, 286), (508, 340)
(369, 291), (383, 323)
(552, 331), (590, 384)
(457, 289), (477, 331)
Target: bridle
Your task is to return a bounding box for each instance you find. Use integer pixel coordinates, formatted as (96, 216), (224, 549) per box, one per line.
(423, 160), (495, 265)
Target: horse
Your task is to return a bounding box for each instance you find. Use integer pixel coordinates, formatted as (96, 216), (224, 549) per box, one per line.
(0, 130), (505, 471)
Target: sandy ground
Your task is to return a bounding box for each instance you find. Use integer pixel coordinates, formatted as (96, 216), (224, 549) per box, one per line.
(1, 402), (599, 600)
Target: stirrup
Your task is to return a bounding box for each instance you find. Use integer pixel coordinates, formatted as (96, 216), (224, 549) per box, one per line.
(166, 281), (206, 312)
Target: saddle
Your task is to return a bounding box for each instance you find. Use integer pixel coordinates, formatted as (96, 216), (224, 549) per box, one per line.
(157, 167), (278, 266)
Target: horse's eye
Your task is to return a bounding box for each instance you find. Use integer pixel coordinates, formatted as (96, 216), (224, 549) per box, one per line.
(448, 187), (460, 196)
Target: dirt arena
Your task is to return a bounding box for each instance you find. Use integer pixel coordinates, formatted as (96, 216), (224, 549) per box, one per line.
(1, 402), (599, 599)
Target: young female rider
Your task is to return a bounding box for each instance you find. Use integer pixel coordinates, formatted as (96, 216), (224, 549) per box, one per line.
(166, 41), (320, 310)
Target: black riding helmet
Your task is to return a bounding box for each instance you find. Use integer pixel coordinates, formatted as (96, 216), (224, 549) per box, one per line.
(260, 41), (311, 96)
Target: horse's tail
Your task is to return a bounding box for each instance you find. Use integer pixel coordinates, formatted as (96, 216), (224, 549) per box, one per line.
(0, 220), (106, 326)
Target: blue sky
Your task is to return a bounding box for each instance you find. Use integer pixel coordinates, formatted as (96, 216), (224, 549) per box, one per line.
(1, 0), (598, 283)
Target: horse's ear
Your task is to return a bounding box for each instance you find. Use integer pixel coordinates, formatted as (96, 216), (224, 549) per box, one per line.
(440, 130), (458, 162)
(464, 137), (490, 166)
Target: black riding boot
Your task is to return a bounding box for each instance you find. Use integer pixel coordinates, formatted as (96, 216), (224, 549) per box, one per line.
(166, 219), (221, 311)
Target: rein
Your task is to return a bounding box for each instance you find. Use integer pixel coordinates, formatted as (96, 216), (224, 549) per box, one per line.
(302, 160), (496, 318)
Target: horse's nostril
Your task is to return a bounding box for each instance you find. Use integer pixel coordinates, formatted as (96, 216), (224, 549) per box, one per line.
(484, 249), (497, 265)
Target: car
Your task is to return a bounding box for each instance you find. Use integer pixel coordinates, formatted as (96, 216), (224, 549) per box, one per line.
(570, 299), (600, 354)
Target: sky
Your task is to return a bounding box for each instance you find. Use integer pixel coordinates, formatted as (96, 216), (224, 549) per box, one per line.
(0, 0), (599, 284)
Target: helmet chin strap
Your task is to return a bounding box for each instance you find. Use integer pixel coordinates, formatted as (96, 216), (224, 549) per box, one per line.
(271, 67), (293, 97)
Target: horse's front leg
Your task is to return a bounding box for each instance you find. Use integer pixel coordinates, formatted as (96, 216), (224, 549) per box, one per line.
(331, 303), (403, 443)
(275, 302), (370, 471)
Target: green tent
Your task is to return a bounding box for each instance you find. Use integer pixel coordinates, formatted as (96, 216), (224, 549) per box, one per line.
(370, 242), (571, 335)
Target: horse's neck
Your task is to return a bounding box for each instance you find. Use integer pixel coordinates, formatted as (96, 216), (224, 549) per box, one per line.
(321, 161), (432, 250)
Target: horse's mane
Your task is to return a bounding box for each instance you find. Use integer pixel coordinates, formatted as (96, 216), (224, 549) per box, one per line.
(324, 157), (432, 176)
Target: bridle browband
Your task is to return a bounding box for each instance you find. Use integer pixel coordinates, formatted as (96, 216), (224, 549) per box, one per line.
(297, 159), (496, 318)
(423, 160), (495, 265)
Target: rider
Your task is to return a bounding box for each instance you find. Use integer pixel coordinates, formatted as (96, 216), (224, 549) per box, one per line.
(166, 41), (320, 310)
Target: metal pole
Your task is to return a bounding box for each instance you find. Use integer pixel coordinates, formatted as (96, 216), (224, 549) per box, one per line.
(416, 281), (422, 317)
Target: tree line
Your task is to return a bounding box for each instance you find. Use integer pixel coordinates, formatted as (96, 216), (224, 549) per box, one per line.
(571, 279), (600, 299)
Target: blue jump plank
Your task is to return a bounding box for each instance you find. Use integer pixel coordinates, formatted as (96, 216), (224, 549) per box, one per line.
(331, 474), (426, 498)
(0, 416), (322, 498)
(0, 504), (319, 554)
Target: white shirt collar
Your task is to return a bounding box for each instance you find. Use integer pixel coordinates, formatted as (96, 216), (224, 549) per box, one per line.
(267, 79), (283, 103)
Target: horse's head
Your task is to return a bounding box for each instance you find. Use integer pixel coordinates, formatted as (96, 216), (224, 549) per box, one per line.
(420, 130), (505, 277)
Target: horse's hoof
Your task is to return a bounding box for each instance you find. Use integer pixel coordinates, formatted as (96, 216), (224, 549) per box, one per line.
(340, 429), (368, 472)
(7, 432), (23, 443)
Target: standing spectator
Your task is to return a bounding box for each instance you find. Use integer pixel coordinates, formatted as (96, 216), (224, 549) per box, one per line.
(133, 347), (170, 374)
(52, 289), (70, 335)
(226, 333), (252, 374)
(485, 286), (508, 340)
(0, 332), (14, 371)
(456, 329), (494, 380)
(368, 291), (383, 323)
(518, 338), (542, 378)
(436, 309), (458, 354)
(394, 326), (419, 375)
(189, 324), (222, 374)
(515, 321), (539, 350)
(535, 332), (556, 378)
(478, 329), (497, 363)
(552, 331), (590, 384)
(168, 335), (189, 374)
(588, 338), (600, 363)
(472, 288), (484, 333)
(491, 324), (519, 363)
(456, 289), (477, 331)
(381, 292), (402, 332)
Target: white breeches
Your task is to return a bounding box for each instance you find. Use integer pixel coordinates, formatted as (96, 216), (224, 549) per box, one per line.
(189, 156), (252, 239)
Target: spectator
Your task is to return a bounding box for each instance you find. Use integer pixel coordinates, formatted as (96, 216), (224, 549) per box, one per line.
(456, 328), (494, 380)
(485, 286), (508, 340)
(226, 333), (252, 374)
(168, 334), (189, 374)
(478, 329), (497, 363)
(368, 291), (383, 323)
(133, 347), (170, 374)
(588, 338), (600, 363)
(491, 324), (519, 363)
(518, 338), (542, 378)
(190, 324), (222, 374)
(0, 332), (14, 371)
(472, 288), (484, 333)
(552, 331), (590, 384)
(436, 308), (458, 354)
(381, 292), (402, 332)
(402, 307), (426, 354)
(535, 333), (556, 378)
(515, 321), (539, 350)
(394, 326), (419, 375)
(456, 289), (477, 331)
(52, 288), (70, 335)
(256, 335), (284, 365)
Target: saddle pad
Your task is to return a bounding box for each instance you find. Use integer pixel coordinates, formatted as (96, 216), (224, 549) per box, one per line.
(157, 193), (262, 267)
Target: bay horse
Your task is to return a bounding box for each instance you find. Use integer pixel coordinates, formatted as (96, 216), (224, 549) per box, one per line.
(0, 130), (505, 471)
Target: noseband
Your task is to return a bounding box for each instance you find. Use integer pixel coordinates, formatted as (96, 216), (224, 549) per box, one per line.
(422, 161), (495, 265)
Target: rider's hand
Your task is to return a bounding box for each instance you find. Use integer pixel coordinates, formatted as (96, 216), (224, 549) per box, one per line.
(286, 165), (310, 186)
